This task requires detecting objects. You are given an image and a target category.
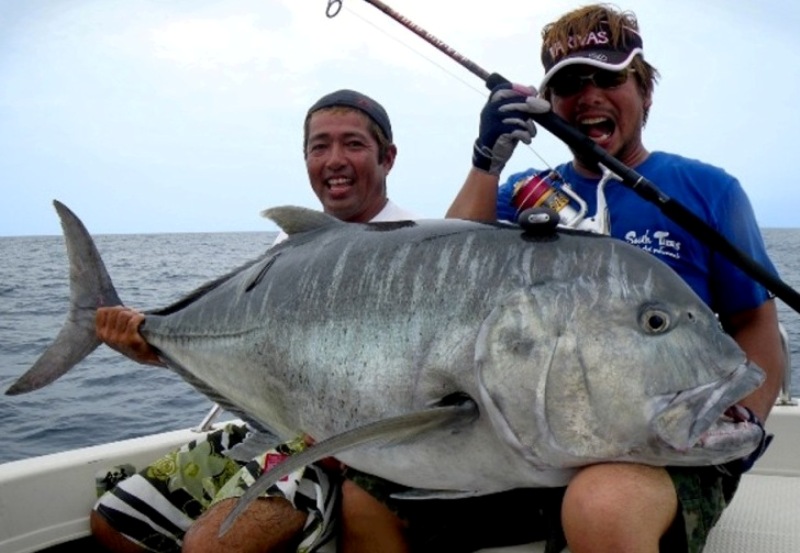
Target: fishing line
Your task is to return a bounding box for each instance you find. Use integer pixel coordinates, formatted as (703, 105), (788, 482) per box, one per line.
(327, 2), (558, 182)
(326, 0), (800, 315)
(335, 4), (486, 95)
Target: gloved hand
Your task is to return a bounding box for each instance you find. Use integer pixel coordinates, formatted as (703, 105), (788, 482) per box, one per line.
(716, 405), (773, 476)
(472, 83), (551, 176)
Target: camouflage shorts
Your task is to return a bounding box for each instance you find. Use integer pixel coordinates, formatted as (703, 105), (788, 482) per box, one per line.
(346, 465), (740, 553)
(667, 465), (741, 552)
(93, 423), (338, 553)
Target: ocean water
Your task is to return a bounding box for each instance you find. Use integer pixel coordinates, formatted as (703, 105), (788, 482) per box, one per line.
(0, 231), (277, 464)
(1, 229), (799, 464)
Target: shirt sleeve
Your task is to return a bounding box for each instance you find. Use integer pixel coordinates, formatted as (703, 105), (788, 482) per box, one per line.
(709, 177), (778, 315)
(497, 168), (538, 223)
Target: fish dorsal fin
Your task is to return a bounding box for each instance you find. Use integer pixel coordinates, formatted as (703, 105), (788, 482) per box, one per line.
(261, 206), (342, 236)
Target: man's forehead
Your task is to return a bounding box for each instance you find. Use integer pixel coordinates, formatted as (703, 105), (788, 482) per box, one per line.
(308, 109), (372, 136)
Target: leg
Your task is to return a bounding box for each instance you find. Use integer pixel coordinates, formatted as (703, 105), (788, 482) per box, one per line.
(91, 423), (251, 552)
(182, 497), (306, 553)
(339, 471), (553, 552)
(90, 509), (148, 553)
(186, 438), (341, 553)
(338, 479), (410, 553)
(561, 463), (677, 553)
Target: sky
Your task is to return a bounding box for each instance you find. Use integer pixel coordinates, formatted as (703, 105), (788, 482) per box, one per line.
(1, 0), (799, 236)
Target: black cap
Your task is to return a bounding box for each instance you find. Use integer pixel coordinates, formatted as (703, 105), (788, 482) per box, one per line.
(307, 89), (393, 142)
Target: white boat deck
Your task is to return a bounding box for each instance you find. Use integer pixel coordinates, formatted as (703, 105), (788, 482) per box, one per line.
(0, 405), (798, 553)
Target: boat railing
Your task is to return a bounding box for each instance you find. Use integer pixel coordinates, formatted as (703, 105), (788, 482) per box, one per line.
(194, 403), (223, 432)
(778, 324), (797, 406)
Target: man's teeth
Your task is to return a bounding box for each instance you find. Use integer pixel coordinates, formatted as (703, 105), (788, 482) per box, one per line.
(580, 116), (607, 125)
(578, 116), (612, 141)
(328, 178), (351, 186)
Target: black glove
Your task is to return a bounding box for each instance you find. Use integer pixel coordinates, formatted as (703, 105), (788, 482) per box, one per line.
(472, 83), (550, 176)
(717, 405), (773, 476)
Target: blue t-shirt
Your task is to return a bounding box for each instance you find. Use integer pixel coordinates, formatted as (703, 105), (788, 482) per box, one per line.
(498, 151), (777, 316)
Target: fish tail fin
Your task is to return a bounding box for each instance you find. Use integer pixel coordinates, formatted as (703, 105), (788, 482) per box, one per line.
(5, 200), (123, 395)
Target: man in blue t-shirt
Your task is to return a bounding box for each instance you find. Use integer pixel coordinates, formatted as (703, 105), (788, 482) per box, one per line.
(442, 4), (785, 553)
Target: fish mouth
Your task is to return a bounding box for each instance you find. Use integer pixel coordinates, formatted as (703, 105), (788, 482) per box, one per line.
(651, 360), (764, 451)
(691, 404), (765, 461)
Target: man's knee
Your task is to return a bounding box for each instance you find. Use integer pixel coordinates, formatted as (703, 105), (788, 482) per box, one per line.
(183, 497), (306, 553)
(562, 464), (677, 552)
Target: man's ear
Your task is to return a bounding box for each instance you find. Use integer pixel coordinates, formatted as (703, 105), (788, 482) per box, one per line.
(643, 88), (653, 112)
(383, 144), (398, 173)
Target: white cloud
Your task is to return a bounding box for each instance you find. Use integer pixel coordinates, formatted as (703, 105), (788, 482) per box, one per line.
(151, 15), (277, 68)
(1, 0), (799, 234)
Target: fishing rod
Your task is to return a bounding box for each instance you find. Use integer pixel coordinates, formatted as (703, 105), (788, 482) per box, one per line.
(325, 0), (800, 315)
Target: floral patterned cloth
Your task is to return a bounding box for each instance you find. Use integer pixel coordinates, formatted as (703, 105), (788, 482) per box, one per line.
(93, 423), (338, 552)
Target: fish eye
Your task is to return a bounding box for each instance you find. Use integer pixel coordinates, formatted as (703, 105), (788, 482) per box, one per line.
(639, 306), (671, 334)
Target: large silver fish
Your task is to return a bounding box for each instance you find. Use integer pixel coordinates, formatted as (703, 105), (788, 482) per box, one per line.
(8, 201), (764, 500)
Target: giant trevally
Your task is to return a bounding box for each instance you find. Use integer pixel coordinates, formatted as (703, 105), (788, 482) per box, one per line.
(7, 201), (765, 504)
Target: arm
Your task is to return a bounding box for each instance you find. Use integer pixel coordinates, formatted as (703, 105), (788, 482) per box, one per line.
(446, 84), (548, 222)
(95, 306), (164, 366)
(446, 168), (501, 221)
(711, 177), (785, 422)
(722, 299), (784, 422)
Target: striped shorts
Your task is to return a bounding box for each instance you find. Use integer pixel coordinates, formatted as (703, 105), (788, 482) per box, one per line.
(92, 423), (338, 552)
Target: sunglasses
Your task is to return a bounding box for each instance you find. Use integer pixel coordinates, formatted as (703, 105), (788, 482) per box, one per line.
(549, 68), (634, 97)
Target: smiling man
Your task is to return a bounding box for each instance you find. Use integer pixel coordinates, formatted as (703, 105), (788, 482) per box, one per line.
(441, 4), (783, 553)
(90, 89), (415, 553)
(303, 89), (410, 224)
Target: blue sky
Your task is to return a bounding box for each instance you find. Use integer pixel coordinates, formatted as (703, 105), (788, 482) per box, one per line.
(1, 0), (799, 236)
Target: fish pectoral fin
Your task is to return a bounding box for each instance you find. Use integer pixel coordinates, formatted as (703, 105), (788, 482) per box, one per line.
(218, 396), (478, 537)
(390, 488), (483, 500)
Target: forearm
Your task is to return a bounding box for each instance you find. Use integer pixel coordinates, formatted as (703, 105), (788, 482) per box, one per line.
(446, 168), (501, 222)
(724, 299), (784, 422)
